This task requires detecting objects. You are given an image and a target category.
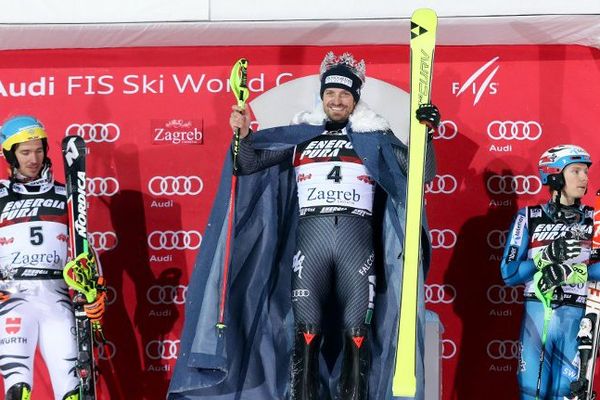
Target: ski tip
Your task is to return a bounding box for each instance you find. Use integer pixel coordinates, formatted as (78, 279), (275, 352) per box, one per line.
(411, 8), (437, 18)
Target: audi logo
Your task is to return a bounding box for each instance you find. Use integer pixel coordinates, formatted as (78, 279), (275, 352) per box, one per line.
(429, 229), (457, 249)
(147, 230), (202, 250)
(425, 174), (458, 194)
(148, 176), (204, 196)
(87, 177), (120, 197)
(145, 339), (180, 360)
(433, 120), (458, 140)
(442, 339), (457, 359)
(105, 285), (117, 306)
(292, 289), (310, 298)
(65, 123), (120, 143)
(424, 284), (457, 304)
(97, 339), (117, 360)
(487, 284), (524, 305)
(486, 175), (542, 195)
(88, 231), (118, 251)
(487, 339), (520, 360)
(487, 120), (542, 141)
(147, 285), (187, 305)
(486, 230), (508, 250)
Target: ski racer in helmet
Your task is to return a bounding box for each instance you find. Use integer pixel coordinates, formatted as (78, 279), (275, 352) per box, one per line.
(0, 115), (106, 400)
(500, 144), (600, 399)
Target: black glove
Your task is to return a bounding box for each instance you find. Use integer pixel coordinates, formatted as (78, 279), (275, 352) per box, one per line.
(542, 237), (583, 264)
(538, 263), (587, 294)
(416, 103), (441, 130)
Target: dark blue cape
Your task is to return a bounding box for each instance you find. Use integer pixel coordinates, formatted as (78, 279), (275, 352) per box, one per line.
(167, 123), (430, 400)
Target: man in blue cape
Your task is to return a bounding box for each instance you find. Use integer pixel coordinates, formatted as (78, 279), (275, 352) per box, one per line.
(168, 52), (438, 400)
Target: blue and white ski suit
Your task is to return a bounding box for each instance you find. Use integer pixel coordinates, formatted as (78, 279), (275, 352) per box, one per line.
(501, 202), (600, 399)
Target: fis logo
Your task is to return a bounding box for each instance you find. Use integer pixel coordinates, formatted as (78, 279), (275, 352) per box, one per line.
(452, 57), (500, 105)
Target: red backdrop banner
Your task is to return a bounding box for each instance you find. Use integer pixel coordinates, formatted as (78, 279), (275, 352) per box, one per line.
(0, 44), (598, 399)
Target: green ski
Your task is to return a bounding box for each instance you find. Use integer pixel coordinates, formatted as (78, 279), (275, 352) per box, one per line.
(393, 8), (438, 397)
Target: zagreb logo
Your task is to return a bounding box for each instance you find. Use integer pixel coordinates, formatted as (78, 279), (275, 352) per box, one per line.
(452, 57), (500, 105)
(429, 229), (457, 249)
(487, 121), (542, 141)
(87, 177), (120, 197)
(425, 174), (457, 194)
(148, 176), (204, 196)
(5, 317), (21, 334)
(147, 230), (202, 250)
(486, 284), (524, 305)
(486, 339), (520, 360)
(424, 284), (457, 304)
(152, 119), (204, 145)
(65, 123), (120, 143)
(146, 339), (180, 360)
(486, 175), (542, 195)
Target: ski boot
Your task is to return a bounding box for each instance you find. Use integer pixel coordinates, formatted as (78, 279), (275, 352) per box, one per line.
(290, 324), (321, 400)
(336, 326), (370, 400)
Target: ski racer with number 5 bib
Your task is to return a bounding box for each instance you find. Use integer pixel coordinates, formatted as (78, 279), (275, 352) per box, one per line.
(0, 115), (106, 400)
(500, 144), (600, 399)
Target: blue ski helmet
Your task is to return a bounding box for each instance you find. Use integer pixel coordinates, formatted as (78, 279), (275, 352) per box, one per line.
(538, 144), (592, 190)
(0, 115), (49, 166)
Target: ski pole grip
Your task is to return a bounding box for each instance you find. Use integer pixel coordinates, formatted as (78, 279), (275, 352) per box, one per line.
(229, 58), (249, 109)
(229, 58), (250, 174)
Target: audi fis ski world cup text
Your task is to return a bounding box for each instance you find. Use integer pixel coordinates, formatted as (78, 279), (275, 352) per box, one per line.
(0, 72), (295, 97)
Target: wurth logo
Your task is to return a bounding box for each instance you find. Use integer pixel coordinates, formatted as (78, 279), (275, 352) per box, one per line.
(452, 57), (500, 105)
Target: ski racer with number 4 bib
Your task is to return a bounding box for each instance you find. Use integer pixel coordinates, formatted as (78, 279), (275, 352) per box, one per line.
(0, 115), (106, 400)
(501, 144), (600, 399)
(169, 52), (440, 400)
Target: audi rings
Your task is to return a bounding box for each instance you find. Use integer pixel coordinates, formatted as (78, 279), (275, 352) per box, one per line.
(486, 230), (508, 250)
(487, 121), (542, 141)
(97, 339), (117, 360)
(486, 175), (542, 195)
(88, 231), (118, 251)
(442, 339), (457, 359)
(432, 120), (458, 140)
(148, 176), (204, 196)
(486, 285), (524, 305)
(429, 229), (457, 249)
(65, 123), (120, 143)
(147, 230), (202, 250)
(145, 339), (180, 360)
(87, 177), (120, 197)
(105, 285), (117, 306)
(486, 340), (520, 360)
(425, 174), (457, 194)
(424, 284), (456, 304)
(147, 285), (187, 305)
